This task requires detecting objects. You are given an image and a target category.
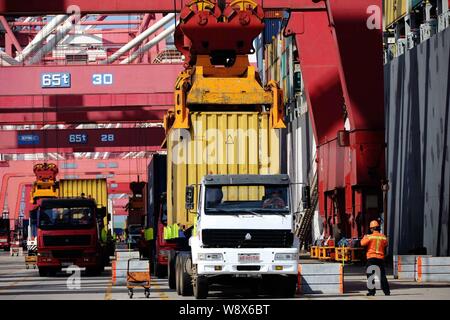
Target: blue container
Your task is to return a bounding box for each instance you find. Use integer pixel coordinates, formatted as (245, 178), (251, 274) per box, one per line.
(264, 19), (281, 45)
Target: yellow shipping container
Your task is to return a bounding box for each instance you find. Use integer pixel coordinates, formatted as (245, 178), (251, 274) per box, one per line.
(384, 0), (408, 28)
(58, 179), (108, 209)
(166, 112), (281, 228)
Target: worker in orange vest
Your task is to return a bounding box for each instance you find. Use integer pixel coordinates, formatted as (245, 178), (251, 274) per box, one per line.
(361, 220), (390, 296)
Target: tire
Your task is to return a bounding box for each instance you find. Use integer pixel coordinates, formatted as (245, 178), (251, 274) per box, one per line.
(47, 268), (58, 277)
(193, 274), (208, 299)
(180, 254), (193, 296)
(86, 267), (102, 277)
(280, 275), (297, 298)
(38, 267), (48, 277)
(176, 255), (182, 295)
(168, 251), (176, 290)
(155, 263), (167, 278)
(248, 280), (260, 298)
(268, 275), (297, 298)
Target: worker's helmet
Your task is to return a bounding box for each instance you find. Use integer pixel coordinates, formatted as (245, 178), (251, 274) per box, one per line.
(369, 220), (380, 229)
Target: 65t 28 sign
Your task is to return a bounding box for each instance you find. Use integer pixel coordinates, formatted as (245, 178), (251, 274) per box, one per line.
(67, 133), (115, 144)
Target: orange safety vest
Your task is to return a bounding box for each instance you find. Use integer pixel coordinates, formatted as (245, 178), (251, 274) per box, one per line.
(361, 231), (388, 260)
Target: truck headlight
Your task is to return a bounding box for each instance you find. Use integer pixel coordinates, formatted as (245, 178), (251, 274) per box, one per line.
(274, 253), (297, 260)
(37, 252), (52, 258)
(159, 250), (169, 257)
(198, 253), (223, 261)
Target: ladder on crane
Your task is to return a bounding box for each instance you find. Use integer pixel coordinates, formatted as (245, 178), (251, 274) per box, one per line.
(295, 170), (319, 249)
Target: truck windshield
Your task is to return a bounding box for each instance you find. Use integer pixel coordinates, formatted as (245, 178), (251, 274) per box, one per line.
(204, 185), (290, 215)
(128, 225), (142, 235)
(0, 221), (9, 234)
(38, 207), (95, 229)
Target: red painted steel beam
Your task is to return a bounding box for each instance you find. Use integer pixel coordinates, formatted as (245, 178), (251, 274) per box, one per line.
(11, 20), (141, 26)
(285, 10), (344, 146)
(0, 64), (182, 96)
(0, 64), (182, 123)
(0, 15), (22, 53)
(0, 127), (165, 153)
(0, 94), (171, 124)
(0, 157), (152, 221)
(0, 108), (167, 124)
(327, 0), (384, 131)
(0, 0), (325, 15)
(1, 176), (141, 226)
(0, 0), (185, 14)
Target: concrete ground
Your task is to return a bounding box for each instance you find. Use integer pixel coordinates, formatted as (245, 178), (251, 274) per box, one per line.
(0, 252), (449, 300)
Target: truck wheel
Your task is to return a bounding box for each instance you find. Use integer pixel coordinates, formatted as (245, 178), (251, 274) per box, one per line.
(86, 267), (102, 277)
(176, 255), (182, 295)
(168, 251), (176, 289)
(155, 263), (167, 278)
(47, 268), (58, 277)
(193, 274), (208, 299)
(276, 275), (297, 298)
(180, 254), (193, 296)
(38, 267), (48, 277)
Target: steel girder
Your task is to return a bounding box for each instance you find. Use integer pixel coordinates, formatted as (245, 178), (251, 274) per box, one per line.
(0, 127), (165, 153)
(0, 157), (152, 224)
(0, 64), (182, 124)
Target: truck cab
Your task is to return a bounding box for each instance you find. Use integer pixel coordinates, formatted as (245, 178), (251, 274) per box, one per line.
(0, 217), (10, 251)
(35, 198), (108, 276)
(179, 174), (299, 299)
(127, 224), (143, 249)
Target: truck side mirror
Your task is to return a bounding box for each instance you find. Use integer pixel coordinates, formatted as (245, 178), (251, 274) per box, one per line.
(185, 185), (195, 210)
(30, 210), (37, 221)
(97, 207), (107, 219)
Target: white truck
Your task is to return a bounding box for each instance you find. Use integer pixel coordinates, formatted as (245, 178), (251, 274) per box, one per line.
(174, 174), (298, 299)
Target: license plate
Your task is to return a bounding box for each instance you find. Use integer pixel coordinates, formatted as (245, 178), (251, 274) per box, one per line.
(238, 254), (260, 263)
(61, 262), (74, 267)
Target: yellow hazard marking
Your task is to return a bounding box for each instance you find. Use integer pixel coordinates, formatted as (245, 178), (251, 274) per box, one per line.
(104, 279), (113, 300)
(151, 279), (169, 300)
(0, 279), (22, 292)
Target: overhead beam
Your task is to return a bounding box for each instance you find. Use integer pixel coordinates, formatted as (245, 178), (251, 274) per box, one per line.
(0, 0), (324, 15)
(0, 127), (165, 153)
(0, 64), (183, 96)
(0, 107), (167, 124)
(0, 0), (185, 15)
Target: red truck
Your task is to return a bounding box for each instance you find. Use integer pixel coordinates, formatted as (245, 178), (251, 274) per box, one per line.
(147, 154), (180, 278)
(0, 217), (10, 251)
(154, 194), (177, 278)
(35, 198), (112, 276)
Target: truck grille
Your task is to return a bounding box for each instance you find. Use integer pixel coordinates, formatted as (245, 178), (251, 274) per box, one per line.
(201, 229), (293, 248)
(43, 235), (91, 246)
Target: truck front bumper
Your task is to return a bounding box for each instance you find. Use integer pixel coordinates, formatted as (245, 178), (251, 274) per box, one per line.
(194, 248), (298, 276)
(37, 250), (100, 268)
(0, 242), (9, 249)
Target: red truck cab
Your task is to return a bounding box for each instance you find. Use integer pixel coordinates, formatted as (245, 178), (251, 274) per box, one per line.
(0, 218), (10, 251)
(35, 198), (107, 276)
(154, 200), (177, 277)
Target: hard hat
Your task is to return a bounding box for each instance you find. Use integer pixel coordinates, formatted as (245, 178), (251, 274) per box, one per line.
(369, 220), (380, 229)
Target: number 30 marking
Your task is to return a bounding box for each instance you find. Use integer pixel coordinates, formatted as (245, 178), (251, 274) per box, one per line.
(92, 74), (113, 85)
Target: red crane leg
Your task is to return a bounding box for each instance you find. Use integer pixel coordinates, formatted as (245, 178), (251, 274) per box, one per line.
(326, 0), (385, 236)
(285, 9), (346, 234)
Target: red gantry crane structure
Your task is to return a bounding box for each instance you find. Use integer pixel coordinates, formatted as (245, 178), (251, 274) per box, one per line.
(0, 0), (384, 243)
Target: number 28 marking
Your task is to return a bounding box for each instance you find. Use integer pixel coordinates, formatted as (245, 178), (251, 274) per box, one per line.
(101, 134), (114, 142)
